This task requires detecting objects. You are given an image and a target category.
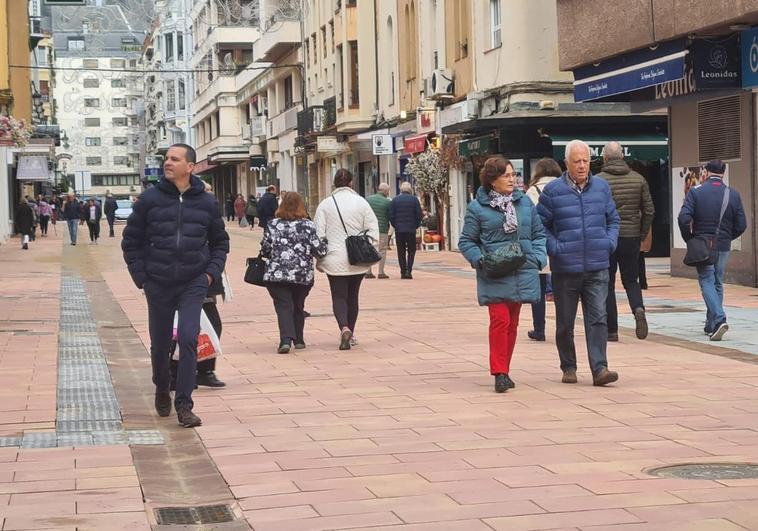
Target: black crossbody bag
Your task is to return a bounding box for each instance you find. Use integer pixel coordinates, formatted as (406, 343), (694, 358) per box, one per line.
(683, 187), (730, 267)
(332, 196), (382, 266)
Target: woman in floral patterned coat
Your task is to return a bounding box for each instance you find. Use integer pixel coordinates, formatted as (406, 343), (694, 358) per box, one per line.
(261, 191), (328, 353)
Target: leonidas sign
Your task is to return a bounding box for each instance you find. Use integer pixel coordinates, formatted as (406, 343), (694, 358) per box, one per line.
(691, 34), (741, 89)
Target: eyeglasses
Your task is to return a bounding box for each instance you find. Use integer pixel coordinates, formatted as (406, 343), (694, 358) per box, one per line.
(501, 172), (516, 179)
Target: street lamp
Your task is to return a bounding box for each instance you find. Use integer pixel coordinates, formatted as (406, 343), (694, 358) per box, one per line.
(30, 82), (44, 125)
(60, 129), (69, 149)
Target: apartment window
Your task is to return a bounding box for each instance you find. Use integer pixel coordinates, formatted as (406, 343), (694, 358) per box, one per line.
(86, 157), (102, 166)
(321, 26), (327, 58)
(110, 58), (126, 69)
(40, 80), (49, 96)
(83, 58), (99, 69)
(178, 80), (186, 110)
(346, 0), (356, 6)
(177, 32), (184, 61)
(112, 117), (128, 126)
(113, 156), (128, 166)
(336, 45), (344, 109)
(36, 48), (48, 66)
(311, 34), (317, 64)
(349, 41), (359, 107)
(113, 137), (128, 146)
(85, 118), (100, 127)
(283, 75), (294, 109)
(490, 0), (501, 48)
(85, 137), (101, 146)
(112, 98), (126, 107)
(165, 33), (174, 62)
(111, 79), (124, 88)
(166, 80), (176, 111)
(215, 111), (220, 137)
(68, 37), (85, 51)
(130, 59), (137, 68)
(83, 77), (99, 88)
(84, 98), (100, 108)
(330, 20), (335, 52)
(304, 40), (310, 66)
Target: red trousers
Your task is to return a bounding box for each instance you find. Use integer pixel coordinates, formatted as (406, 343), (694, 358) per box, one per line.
(488, 302), (522, 375)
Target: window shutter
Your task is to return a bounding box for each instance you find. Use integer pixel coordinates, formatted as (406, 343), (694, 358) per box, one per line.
(697, 95), (741, 162)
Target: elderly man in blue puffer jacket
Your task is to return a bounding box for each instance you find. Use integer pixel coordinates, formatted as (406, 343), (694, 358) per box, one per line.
(122, 144), (229, 428)
(537, 139), (620, 387)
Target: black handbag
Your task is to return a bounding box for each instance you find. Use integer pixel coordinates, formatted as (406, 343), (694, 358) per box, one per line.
(683, 187), (730, 267)
(481, 233), (526, 279)
(244, 254), (266, 286)
(332, 196), (382, 266)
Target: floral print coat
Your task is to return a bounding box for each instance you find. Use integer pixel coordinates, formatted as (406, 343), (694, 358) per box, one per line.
(260, 218), (328, 285)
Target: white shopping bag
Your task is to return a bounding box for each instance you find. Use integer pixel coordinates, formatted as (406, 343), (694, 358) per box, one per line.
(171, 309), (222, 361)
(221, 270), (233, 302)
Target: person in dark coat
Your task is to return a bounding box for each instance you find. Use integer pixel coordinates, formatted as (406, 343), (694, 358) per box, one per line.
(122, 143), (230, 428)
(537, 139), (621, 387)
(224, 194), (234, 222)
(389, 181), (423, 279)
(14, 198), (34, 250)
(678, 159), (746, 341)
(104, 193), (118, 237)
(257, 185), (278, 232)
(84, 198), (102, 244)
(245, 194), (258, 229)
(62, 191), (81, 245)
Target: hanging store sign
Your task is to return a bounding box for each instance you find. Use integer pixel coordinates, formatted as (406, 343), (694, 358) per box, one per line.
(250, 155), (267, 171)
(741, 28), (758, 88)
(458, 135), (497, 157)
(416, 108), (436, 134)
(372, 134), (393, 155)
(403, 134), (427, 154)
(691, 34), (741, 89)
(317, 136), (349, 153)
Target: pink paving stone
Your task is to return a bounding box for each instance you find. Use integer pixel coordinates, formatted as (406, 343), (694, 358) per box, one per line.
(485, 508), (642, 530)
(249, 511), (402, 531)
(341, 520), (497, 531)
(239, 487), (377, 511)
(243, 504), (319, 523)
(313, 493), (459, 517)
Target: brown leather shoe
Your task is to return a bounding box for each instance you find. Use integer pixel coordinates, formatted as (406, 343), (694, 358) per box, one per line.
(561, 370), (577, 384)
(593, 368), (619, 386)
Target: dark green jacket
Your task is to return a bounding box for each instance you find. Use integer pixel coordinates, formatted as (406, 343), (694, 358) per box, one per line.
(366, 193), (391, 234)
(598, 160), (654, 239)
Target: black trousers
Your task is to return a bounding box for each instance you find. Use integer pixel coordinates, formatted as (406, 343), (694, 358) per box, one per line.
(40, 215), (49, 235)
(327, 274), (363, 332)
(638, 252), (648, 288)
(266, 282), (312, 343)
(87, 220), (100, 241)
(530, 273), (549, 335)
(170, 300), (222, 382)
(607, 237), (645, 334)
(107, 215), (115, 237)
(246, 215), (255, 227)
(396, 232), (417, 274)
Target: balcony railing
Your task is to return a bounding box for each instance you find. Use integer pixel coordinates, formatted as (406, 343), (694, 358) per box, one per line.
(323, 97), (336, 129)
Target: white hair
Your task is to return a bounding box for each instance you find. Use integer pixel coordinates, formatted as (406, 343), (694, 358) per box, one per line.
(602, 141), (624, 161)
(564, 139), (590, 161)
(400, 181), (413, 193)
(378, 182), (390, 193)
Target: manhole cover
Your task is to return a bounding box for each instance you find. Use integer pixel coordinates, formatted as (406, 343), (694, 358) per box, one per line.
(155, 504), (235, 525)
(648, 463), (758, 480)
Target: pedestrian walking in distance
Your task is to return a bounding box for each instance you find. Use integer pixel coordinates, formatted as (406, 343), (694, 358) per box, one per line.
(234, 193), (246, 225)
(315, 168), (380, 350)
(14, 198), (34, 250)
(678, 159), (746, 341)
(390, 181), (423, 279)
(104, 193), (118, 237)
(365, 182), (392, 279)
(258, 185), (278, 233)
(224, 194), (234, 222)
(62, 191), (81, 245)
(122, 143), (229, 428)
(525, 158), (561, 342)
(261, 191), (327, 353)
(85, 198), (102, 244)
(245, 194), (258, 230)
(537, 139), (621, 387)
(598, 141), (654, 342)
(38, 196), (52, 237)
(459, 157), (547, 393)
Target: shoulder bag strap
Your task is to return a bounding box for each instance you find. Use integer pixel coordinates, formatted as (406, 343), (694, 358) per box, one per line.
(331, 195), (349, 235)
(715, 186), (730, 237)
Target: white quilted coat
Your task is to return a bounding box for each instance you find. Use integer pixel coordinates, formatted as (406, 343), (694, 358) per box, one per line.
(315, 187), (380, 276)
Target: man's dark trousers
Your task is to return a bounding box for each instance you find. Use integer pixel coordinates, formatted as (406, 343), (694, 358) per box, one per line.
(145, 273), (208, 410)
(107, 214), (115, 237)
(606, 237), (644, 334)
(553, 270), (610, 376)
(395, 232), (417, 274)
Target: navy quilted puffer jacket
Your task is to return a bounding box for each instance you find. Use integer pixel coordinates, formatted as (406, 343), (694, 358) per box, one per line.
(121, 176), (230, 288)
(537, 173), (620, 273)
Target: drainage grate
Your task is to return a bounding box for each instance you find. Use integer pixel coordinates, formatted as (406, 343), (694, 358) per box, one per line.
(648, 463), (758, 480)
(155, 504), (235, 525)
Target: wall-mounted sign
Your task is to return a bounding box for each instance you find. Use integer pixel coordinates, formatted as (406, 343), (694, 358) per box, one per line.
(742, 28), (758, 88)
(403, 134), (427, 154)
(317, 136), (348, 153)
(416, 108), (436, 134)
(372, 134), (393, 155)
(691, 34), (741, 89)
(250, 155), (267, 171)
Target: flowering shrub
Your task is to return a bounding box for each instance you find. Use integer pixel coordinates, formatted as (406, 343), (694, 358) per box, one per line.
(0, 115), (31, 146)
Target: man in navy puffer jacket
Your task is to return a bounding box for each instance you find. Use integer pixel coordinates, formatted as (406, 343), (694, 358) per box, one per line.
(390, 181), (423, 279)
(122, 144), (229, 427)
(537, 140), (620, 387)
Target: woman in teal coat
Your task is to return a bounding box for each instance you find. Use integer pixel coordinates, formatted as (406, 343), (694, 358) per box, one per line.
(459, 157), (547, 393)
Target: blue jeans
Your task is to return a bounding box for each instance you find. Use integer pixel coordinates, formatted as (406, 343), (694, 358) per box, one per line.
(697, 251), (730, 332)
(66, 219), (78, 244)
(145, 273), (209, 410)
(553, 270), (610, 375)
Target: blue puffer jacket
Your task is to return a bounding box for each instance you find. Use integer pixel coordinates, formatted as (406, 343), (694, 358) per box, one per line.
(459, 187), (547, 306)
(678, 177), (747, 252)
(122, 176), (230, 289)
(389, 192), (422, 233)
(537, 173), (620, 274)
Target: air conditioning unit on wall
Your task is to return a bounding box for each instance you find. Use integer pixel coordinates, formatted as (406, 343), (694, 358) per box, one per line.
(424, 69), (454, 100)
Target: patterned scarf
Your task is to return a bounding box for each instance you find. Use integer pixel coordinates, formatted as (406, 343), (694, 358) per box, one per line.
(488, 190), (518, 234)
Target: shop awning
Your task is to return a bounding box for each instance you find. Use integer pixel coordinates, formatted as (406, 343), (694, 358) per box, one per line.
(16, 155), (51, 181)
(403, 134), (427, 154)
(192, 158), (217, 174)
(551, 134), (668, 161)
(573, 39), (688, 102)
(458, 134), (498, 157)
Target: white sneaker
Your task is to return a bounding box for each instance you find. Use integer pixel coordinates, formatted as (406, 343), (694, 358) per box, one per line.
(350, 335), (358, 347)
(710, 322), (729, 341)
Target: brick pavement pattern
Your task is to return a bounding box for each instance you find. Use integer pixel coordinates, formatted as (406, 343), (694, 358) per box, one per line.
(4, 221), (758, 529)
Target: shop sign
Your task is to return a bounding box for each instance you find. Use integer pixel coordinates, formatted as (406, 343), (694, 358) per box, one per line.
(416, 108), (436, 134)
(317, 136), (348, 153)
(372, 134), (393, 155)
(691, 34), (741, 89)
(403, 134), (427, 154)
(742, 28), (758, 88)
(458, 135), (496, 157)
(250, 155), (267, 171)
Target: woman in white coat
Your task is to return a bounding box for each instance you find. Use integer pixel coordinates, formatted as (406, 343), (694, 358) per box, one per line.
(315, 169), (380, 350)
